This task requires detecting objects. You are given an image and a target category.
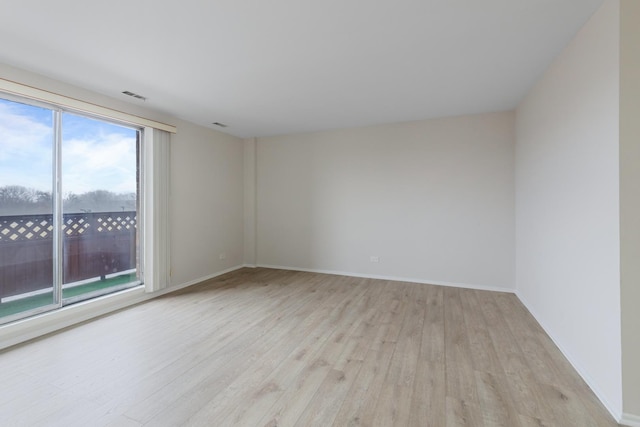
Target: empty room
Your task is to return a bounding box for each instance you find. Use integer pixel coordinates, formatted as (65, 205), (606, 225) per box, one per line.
(0, 0), (638, 426)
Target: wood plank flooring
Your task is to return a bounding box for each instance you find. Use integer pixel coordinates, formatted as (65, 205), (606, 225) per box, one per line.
(0, 268), (620, 426)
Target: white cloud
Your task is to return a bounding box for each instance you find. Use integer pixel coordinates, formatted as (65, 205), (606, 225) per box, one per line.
(62, 133), (137, 194)
(0, 101), (138, 195)
(0, 102), (53, 190)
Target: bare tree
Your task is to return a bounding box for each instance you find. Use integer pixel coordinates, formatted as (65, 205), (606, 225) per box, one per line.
(0, 185), (38, 204)
(0, 186), (136, 215)
(0, 186), (53, 214)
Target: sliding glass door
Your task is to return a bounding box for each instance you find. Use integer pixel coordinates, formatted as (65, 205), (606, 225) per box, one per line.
(0, 96), (142, 324)
(60, 112), (140, 303)
(0, 98), (57, 321)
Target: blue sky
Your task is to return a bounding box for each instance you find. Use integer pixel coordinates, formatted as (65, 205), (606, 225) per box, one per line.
(0, 97), (137, 195)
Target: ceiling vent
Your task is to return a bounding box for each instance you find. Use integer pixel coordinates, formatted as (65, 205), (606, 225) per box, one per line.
(212, 122), (228, 128)
(122, 90), (147, 101)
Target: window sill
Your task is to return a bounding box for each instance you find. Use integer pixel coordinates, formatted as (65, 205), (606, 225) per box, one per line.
(0, 285), (149, 351)
(0, 265), (246, 352)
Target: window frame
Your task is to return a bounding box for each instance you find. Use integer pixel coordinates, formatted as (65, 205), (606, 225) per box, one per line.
(0, 78), (176, 133)
(0, 91), (146, 324)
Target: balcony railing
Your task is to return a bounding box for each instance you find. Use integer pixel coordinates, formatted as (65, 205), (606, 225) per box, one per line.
(0, 211), (137, 300)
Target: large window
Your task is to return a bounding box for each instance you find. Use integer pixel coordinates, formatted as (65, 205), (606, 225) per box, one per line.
(0, 95), (142, 324)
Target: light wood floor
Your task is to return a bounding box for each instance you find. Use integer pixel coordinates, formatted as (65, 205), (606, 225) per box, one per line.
(0, 268), (619, 427)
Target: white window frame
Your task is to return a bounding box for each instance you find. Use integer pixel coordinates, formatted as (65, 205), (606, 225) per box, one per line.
(0, 79), (175, 348)
(0, 78), (176, 133)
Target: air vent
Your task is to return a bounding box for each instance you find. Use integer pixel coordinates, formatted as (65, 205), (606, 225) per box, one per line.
(212, 122), (228, 128)
(122, 90), (147, 101)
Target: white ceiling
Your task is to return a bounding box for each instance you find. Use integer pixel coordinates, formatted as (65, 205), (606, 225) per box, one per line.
(0, 0), (604, 138)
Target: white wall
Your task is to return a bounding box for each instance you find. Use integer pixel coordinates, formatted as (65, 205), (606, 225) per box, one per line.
(515, 0), (622, 418)
(620, 0), (640, 420)
(169, 119), (244, 286)
(255, 112), (515, 290)
(243, 138), (257, 266)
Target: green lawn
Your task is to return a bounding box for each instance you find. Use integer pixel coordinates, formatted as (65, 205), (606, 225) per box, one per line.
(0, 273), (139, 319)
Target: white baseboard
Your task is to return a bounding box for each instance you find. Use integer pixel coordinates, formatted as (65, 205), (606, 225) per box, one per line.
(0, 265), (244, 351)
(168, 265), (245, 291)
(256, 264), (515, 293)
(515, 291), (623, 424)
(621, 413), (640, 427)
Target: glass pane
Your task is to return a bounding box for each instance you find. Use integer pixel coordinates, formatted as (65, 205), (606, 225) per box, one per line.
(61, 112), (139, 302)
(0, 98), (56, 322)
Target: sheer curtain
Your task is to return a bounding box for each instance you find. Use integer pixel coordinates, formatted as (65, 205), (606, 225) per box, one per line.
(143, 127), (171, 292)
